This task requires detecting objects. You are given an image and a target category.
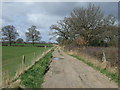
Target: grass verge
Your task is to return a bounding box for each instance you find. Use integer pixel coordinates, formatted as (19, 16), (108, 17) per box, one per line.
(20, 48), (54, 88)
(70, 54), (120, 84)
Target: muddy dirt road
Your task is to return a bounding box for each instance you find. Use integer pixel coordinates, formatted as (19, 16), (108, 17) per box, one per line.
(42, 48), (118, 88)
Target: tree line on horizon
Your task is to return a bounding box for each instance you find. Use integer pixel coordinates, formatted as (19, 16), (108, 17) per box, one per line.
(50, 3), (118, 47)
(1, 25), (42, 46)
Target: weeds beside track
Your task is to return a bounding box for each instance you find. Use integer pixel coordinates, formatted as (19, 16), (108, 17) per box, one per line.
(20, 48), (54, 88)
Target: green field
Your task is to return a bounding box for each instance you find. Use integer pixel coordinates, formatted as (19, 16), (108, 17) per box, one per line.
(2, 46), (50, 80)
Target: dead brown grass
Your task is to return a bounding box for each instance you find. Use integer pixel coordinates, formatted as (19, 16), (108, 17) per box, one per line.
(66, 48), (118, 74)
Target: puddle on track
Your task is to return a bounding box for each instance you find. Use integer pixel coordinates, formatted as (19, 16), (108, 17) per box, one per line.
(52, 57), (64, 60)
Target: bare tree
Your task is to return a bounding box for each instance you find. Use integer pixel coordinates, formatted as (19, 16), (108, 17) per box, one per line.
(50, 3), (117, 47)
(50, 17), (74, 44)
(26, 25), (41, 46)
(2, 25), (19, 46)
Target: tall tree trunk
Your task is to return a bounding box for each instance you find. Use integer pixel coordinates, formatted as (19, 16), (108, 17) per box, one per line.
(9, 38), (11, 46)
(9, 41), (11, 46)
(32, 40), (34, 46)
(9, 35), (11, 46)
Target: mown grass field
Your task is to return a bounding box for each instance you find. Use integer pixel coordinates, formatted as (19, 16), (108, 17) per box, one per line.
(2, 46), (50, 79)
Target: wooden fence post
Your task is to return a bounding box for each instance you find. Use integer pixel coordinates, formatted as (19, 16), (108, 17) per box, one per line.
(45, 46), (46, 49)
(102, 50), (106, 62)
(22, 55), (25, 70)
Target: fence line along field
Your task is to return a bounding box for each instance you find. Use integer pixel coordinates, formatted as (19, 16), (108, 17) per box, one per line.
(2, 45), (51, 84)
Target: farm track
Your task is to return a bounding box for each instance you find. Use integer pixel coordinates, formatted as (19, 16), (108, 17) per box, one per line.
(42, 48), (118, 88)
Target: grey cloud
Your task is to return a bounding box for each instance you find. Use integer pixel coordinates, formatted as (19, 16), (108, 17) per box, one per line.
(92, 2), (118, 17)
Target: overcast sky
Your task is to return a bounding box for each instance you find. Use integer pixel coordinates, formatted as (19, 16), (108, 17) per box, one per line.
(2, 2), (118, 42)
